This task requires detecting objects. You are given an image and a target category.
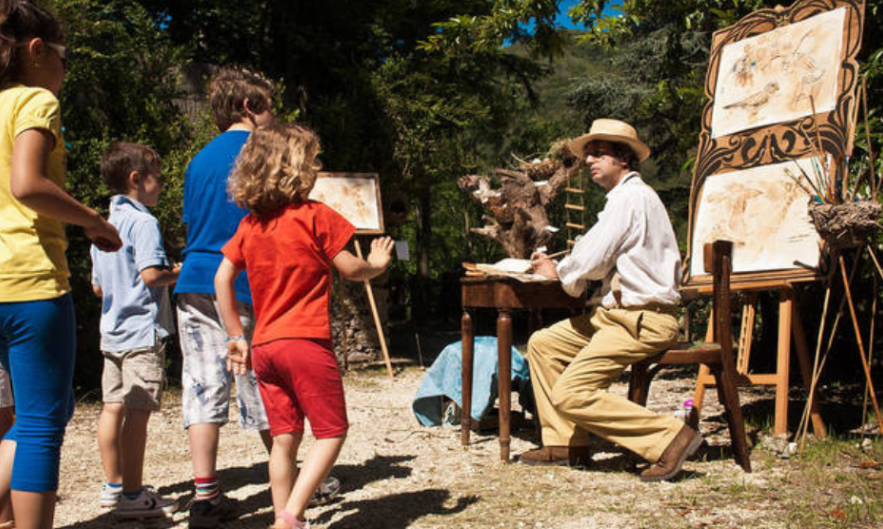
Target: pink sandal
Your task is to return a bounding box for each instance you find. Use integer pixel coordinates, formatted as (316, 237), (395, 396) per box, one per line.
(276, 510), (309, 529)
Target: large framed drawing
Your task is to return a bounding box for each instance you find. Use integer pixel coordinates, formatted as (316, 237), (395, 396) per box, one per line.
(309, 172), (384, 234)
(690, 157), (824, 278)
(684, 0), (865, 289)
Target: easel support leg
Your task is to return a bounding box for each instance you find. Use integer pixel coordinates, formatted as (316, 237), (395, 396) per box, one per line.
(775, 292), (793, 436)
(355, 239), (394, 378)
(791, 298), (826, 437)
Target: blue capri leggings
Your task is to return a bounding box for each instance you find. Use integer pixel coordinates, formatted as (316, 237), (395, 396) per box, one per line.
(0, 293), (76, 492)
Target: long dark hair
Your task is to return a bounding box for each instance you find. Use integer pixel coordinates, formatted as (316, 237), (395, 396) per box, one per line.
(0, 0), (63, 87)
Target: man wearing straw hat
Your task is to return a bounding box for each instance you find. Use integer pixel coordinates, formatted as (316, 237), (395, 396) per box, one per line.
(521, 118), (702, 481)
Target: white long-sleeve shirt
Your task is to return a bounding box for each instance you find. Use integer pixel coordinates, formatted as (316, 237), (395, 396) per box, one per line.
(557, 172), (681, 308)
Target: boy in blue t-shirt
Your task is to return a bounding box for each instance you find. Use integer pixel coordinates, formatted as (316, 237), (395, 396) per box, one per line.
(91, 143), (180, 518)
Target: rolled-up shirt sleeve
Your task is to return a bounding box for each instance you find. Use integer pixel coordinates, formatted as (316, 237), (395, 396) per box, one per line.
(557, 195), (632, 297)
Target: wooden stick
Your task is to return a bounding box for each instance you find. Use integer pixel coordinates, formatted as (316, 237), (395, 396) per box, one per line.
(354, 239), (394, 378)
(863, 255), (878, 441)
(861, 77), (880, 197)
(798, 248), (861, 450)
(799, 279), (832, 451)
(809, 97), (833, 202)
(839, 254), (883, 435)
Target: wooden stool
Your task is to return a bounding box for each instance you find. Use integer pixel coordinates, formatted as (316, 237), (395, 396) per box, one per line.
(627, 240), (751, 472)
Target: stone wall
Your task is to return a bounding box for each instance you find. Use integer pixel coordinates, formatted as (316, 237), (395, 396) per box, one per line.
(330, 270), (390, 367)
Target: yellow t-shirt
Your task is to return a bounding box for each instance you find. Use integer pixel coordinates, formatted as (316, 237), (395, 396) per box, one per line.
(0, 84), (70, 302)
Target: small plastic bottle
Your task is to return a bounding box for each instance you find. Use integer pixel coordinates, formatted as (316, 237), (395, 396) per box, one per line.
(673, 399), (694, 421)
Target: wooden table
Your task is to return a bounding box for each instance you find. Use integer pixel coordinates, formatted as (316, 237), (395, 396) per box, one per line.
(460, 276), (586, 461)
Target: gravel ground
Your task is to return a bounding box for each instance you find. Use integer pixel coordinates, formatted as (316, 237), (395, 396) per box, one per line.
(51, 364), (881, 529)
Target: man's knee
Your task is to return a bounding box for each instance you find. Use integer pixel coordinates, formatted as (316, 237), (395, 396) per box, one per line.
(526, 328), (553, 362)
(550, 379), (602, 417)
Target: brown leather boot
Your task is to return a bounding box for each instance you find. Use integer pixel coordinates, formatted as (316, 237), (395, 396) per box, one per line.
(640, 425), (703, 482)
(517, 445), (591, 467)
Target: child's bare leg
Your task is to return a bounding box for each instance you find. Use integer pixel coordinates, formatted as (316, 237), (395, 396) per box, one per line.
(188, 423), (220, 478)
(280, 434), (345, 524)
(10, 490), (55, 529)
(0, 438), (14, 523)
(0, 408), (14, 524)
(120, 409), (151, 492)
(98, 403), (125, 484)
(269, 432), (301, 515)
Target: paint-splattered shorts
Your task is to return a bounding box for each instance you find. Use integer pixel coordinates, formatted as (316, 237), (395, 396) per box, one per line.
(176, 293), (269, 431)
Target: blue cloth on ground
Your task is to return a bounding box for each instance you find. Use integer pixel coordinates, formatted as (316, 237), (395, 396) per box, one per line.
(413, 336), (532, 426)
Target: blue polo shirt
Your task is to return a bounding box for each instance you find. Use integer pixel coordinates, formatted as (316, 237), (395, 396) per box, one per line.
(91, 195), (173, 351)
(174, 130), (252, 304)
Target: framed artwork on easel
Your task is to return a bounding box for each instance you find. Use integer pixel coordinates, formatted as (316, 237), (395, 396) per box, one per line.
(684, 0), (866, 290)
(309, 172), (385, 234)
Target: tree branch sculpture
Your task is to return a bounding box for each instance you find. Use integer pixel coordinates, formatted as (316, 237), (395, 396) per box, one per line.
(459, 144), (583, 258)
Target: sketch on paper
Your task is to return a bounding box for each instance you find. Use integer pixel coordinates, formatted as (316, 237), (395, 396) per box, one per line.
(309, 175), (382, 232)
(691, 158), (823, 277)
(711, 7), (846, 138)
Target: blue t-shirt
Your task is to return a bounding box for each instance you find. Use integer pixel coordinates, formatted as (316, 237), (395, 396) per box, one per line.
(175, 130), (252, 303)
(91, 195), (173, 351)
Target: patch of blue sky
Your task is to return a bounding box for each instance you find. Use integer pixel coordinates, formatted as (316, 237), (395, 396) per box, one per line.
(519, 0), (622, 34)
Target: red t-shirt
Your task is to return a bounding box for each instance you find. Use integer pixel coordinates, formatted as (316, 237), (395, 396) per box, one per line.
(222, 201), (355, 345)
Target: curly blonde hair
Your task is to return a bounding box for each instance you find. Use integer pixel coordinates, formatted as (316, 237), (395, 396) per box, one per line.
(229, 123), (322, 216)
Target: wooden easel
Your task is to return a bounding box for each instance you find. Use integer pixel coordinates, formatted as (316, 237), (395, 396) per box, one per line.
(678, 0), (867, 439)
(687, 282), (826, 437)
(309, 172), (394, 377)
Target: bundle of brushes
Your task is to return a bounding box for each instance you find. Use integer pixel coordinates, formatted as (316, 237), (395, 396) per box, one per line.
(787, 95), (882, 250)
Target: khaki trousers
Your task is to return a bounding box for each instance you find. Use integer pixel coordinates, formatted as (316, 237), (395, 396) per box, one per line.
(526, 306), (683, 463)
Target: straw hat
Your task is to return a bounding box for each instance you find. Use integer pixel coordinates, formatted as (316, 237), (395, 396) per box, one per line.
(569, 119), (651, 163)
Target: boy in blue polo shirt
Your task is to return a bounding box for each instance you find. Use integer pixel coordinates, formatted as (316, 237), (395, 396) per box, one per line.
(91, 142), (180, 518)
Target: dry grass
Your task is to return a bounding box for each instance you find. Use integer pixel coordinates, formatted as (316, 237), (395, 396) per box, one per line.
(53, 366), (883, 528)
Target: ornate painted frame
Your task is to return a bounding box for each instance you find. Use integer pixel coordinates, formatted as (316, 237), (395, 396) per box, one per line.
(683, 0), (866, 291)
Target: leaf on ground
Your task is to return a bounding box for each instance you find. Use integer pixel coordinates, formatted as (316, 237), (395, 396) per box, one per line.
(858, 459), (882, 469)
(830, 507), (847, 522)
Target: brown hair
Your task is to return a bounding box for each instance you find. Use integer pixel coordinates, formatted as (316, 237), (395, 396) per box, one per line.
(100, 142), (161, 194)
(209, 66), (275, 132)
(611, 141), (641, 172)
(229, 123), (321, 217)
(0, 0), (63, 87)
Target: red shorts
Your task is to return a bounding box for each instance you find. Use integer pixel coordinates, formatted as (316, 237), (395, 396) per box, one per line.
(251, 338), (348, 438)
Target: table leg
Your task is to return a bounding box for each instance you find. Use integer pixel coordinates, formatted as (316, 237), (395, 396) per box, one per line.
(498, 308), (512, 462)
(461, 309), (474, 447)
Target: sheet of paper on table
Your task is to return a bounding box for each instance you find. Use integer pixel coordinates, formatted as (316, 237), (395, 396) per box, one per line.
(462, 259), (556, 283)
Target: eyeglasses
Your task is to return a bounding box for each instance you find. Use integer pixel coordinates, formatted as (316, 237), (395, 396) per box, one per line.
(584, 148), (613, 159)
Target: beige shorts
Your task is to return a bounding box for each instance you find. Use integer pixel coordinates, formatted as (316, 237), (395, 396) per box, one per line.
(102, 340), (166, 411)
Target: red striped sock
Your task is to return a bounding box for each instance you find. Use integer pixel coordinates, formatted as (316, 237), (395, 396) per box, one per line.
(194, 475), (220, 502)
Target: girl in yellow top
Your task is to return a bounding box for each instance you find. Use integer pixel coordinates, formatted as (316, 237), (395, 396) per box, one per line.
(0, 1), (121, 527)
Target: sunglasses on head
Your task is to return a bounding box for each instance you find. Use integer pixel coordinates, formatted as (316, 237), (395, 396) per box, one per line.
(45, 42), (68, 70)
(16, 41), (68, 70)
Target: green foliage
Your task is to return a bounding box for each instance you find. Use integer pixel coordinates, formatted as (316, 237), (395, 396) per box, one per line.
(45, 0), (196, 388)
(45, 0), (883, 391)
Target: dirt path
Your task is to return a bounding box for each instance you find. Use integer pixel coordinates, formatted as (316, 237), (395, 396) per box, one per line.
(54, 366), (883, 528)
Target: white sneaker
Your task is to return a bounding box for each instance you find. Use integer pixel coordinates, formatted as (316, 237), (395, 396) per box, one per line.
(100, 483), (121, 509)
(115, 487), (177, 518)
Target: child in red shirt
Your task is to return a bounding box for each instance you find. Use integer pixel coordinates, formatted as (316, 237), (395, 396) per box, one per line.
(214, 123), (393, 529)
